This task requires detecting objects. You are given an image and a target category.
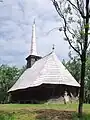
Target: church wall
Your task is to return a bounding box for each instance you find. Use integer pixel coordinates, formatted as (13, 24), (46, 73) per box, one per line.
(10, 84), (79, 103)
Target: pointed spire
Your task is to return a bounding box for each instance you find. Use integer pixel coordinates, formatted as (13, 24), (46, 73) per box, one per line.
(30, 19), (37, 56)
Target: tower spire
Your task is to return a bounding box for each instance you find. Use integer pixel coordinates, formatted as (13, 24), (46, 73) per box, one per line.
(30, 19), (37, 56)
(26, 19), (41, 68)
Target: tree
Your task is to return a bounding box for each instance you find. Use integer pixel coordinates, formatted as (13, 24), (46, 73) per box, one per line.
(84, 55), (90, 103)
(63, 57), (81, 83)
(63, 56), (90, 103)
(0, 65), (24, 103)
(52, 0), (90, 117)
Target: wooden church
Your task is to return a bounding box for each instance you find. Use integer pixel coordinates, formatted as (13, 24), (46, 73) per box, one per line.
(8, 20), (80, 103)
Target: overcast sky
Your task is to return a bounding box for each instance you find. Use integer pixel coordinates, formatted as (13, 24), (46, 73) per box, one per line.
(0, 0), (69, 67)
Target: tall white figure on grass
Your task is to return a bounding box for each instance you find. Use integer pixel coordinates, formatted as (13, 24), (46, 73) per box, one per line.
(64, 91), (69, 104)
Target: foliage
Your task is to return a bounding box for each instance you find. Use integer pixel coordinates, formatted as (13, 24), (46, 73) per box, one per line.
(52, 0), (90, 117)
(84, 57), (90, 103)
(63, 57), (81, 82)
(0, 113), (15, 120)
(63, 55), (90, 103)
(0, 65), (26, 103)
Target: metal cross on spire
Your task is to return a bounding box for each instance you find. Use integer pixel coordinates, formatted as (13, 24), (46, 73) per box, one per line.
(52, 44), (55, 52)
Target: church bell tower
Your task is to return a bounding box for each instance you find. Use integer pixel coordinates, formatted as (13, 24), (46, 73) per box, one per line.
(26, 20), (41, 68)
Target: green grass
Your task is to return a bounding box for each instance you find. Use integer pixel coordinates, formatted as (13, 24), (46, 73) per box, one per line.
(0, 103), (90, 120)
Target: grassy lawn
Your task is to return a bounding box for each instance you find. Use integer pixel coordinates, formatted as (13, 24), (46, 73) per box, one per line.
(0, 103), (90, 120)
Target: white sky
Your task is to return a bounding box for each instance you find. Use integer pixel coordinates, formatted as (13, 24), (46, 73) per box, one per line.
(0, 0), (70, 67)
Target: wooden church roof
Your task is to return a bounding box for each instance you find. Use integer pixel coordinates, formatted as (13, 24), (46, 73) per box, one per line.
(8, 51), (80, 92)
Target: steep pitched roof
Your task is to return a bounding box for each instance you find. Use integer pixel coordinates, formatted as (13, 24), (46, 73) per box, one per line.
(8, 52), (80, 92)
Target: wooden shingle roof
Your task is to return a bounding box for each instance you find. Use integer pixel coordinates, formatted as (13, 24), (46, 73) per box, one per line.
(8, 52), (80, 92)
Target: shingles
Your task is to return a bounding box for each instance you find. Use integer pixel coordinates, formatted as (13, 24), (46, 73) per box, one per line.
(8, 52), (80, 92)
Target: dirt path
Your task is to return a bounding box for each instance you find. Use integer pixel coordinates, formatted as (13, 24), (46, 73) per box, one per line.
(36, 109), (74, 120)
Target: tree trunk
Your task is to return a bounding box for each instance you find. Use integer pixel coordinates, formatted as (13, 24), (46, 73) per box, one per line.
(78, 57), (86, 117)
(78, 0), (89, 117)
